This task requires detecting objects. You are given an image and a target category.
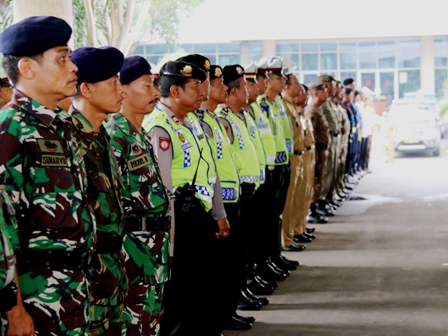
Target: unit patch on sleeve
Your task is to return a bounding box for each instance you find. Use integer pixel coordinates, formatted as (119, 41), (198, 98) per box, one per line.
(159, 137), (171, 151)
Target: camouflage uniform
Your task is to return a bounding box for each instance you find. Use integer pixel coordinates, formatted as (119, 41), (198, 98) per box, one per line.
(0, 189), (19, 336)
(106, 113), (170, 336)
(69, 108), (127, 336)
(0, 89), (96, 335)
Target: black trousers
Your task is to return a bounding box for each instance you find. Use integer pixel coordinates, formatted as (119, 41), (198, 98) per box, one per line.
(160, 196), (218, 336)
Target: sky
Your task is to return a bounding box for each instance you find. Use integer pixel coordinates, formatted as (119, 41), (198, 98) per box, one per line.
(176, 0), (448, 44)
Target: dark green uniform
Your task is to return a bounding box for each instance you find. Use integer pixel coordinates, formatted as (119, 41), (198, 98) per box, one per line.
(70, 108), (127, 336)
(106, 113), (170, 336)
(0, 90), (96, 335)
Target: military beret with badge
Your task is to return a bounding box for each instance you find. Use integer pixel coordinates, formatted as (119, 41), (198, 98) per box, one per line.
(70, 46), (124, 84)
(0, 16), (72, 56)
(120, 56), (152, 85)
(223, 64), (245, 86)
(176, 54), (211, 74)
(161, 61), (206, 82)
(210, 65), (223, 80)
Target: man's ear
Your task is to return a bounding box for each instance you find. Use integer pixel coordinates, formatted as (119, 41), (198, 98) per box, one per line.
(79, 82), (93, 99)
(17, 58), (36, 80)
(170, 85), (181, 99)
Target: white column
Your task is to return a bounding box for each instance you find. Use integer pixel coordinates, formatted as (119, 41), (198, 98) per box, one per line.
(240, 41), (251, 66)
(420, 36), (435, 93)
(262, 40), (276, 58)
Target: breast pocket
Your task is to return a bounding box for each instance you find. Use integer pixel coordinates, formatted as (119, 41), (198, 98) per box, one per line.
(31, 166), (81, 230)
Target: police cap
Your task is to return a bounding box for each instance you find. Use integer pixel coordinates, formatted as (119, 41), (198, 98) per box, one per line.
(120, 56), (152, 85)
(318, 74), (335, 83)
(71, 46), (124, 84)
(244, 62), (257, 81)
(256, 58), (269, 78)
(176, 54), (211, 73)
(309, 83), (327, 92)
(161, 61), (206, 82)
(210, 65), (223, 80)
(0, 16), (72, 56)
(223, 64), (245, 86)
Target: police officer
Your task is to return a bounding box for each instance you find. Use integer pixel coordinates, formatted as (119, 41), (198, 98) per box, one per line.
(305, 83), (330, 224)
(0, 190), (19, 335)
(0, 69), (12, 108)
(105, 56), (171, 336)
(0, 16), (96, 335)
(281, 73), (315, 251)
(143, 61), (220, 336)
(70, 46), (127, 335)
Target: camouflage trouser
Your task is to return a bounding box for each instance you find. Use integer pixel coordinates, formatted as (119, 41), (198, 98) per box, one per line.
(89, 303), (124, 336)
(19, 268), (90, 335)
(122, 282), (165, 336)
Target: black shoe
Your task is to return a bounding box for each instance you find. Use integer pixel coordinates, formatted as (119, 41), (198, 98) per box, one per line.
(258, 265), (288, 281)
(233, 313), (255, 324)
(244, 288), (269, 306)
(303, 232), (316, 240)
(269, 260), (291, 274)
(306, 227), (316, 234)
(237, 300), (262, 311)
(222, 315), (252, 330)
(254, 274), (278, 289)
(248, 279), (275, 295)
(272, 257), (297, 271)
(294, 234), (313, 243)
(307, 214), (329, 224)
(267, 261), (290, 277)
(279, 254), (299, 266)
(282, 244), (306, 252)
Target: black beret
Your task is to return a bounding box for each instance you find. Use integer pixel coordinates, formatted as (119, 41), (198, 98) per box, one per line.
(71, 46), (124, 84)
(176, 54), (211, 73)
(210, 65), (223, 80)
(161, 61), (206, 82)
(343, 78), (354, 85)
(0, 16), (72, 56)
(223, 64), (245, 86)
(120, 56), (152, 85)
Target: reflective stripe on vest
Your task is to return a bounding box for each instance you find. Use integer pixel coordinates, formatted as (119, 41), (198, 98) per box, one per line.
(251, 102), (276, 165)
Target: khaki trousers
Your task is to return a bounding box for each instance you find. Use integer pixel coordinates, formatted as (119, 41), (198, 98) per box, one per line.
(294, 148), (315, 235)
(321, 136), (336, 200)
(311, 147), (328, 207)
(281, 154), (304, 247)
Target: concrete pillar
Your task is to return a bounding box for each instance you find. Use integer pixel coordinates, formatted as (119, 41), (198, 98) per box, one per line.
(13, 0), (74, 48)
(262, 40), (276, 58)
(420, 36), (435, 93)
(240, 41), (251, 66)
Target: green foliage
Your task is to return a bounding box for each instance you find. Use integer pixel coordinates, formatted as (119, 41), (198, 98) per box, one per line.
(0, 0), (13, 32)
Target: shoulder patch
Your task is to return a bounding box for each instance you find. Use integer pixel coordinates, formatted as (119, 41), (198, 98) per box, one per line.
(159, 137), (170, 151)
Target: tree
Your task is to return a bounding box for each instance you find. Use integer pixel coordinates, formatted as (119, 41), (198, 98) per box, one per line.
(73, 0), (204, 55)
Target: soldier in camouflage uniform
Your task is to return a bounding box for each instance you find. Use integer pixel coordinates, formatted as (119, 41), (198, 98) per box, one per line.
(0, 16), (96, 335)
(0, 190), (19, 336)
(70, 47), (127, 336)
(106, 56), (171, 336)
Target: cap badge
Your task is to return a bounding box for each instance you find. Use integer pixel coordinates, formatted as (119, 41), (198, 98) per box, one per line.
(181, 65), (193, 77)
(215, 67), (222, 78)
(204, 60), (211, 71)
(236, 66), (243, 75)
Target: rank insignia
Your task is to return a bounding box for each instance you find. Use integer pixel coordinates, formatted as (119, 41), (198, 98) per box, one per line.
(159, 137), (170, 151)
(214, 67), (222, 78)
(181, 65), (193, 77)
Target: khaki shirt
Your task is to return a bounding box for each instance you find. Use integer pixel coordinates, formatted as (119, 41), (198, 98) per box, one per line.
(322, 100), (339, 133)
(305, 102), (329, 145)
(281, 92), (306, 153)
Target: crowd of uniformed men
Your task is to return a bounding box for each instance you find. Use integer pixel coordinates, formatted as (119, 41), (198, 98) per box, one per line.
(0, 15), (373, 336)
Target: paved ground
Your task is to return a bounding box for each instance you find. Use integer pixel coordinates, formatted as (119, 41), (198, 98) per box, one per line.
(226, 140), (448, 336)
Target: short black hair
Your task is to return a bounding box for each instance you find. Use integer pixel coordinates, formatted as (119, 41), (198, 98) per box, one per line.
(226, 77), (241, 94)
(160, 76), (190, 98)
(153, 77), (161, 90)
(2, 53), (44, 86)
(285, 74), (292, 86)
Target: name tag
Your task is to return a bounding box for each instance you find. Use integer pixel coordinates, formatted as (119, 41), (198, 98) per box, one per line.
(42, 154), (68, 167)
(191, 121), (204, 140)
(128, 153), (150, 171)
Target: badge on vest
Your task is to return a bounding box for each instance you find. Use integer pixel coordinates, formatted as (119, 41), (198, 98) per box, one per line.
(176, 130), (193, 151)
(128, 153), (150, 171)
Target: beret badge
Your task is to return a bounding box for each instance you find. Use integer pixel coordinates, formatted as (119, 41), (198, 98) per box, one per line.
(181, 65), (193, 77)
(214, 67), (222, 78)
(236, 66), (243, 75)
(204, 60), (211, 71)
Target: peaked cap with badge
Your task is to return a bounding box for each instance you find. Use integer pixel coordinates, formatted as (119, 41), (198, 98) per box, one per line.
(256, 58), (269, 78)
(318, 74), (336, 84)
(309, 83), (327, 92)
(266, 56), (284, 77)
(223, 64), (245, 86)
(244, 62), (257, 81)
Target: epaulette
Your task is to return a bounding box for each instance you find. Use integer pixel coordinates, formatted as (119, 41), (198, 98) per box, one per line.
(195, 109), (205, 120)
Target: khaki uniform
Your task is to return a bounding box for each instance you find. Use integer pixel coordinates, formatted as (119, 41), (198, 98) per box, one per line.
(321, 100), (339, 201)
(296, 118), (315, 234)
(305, 103), (329, 207)
(335, 101), (351, 195)
(281, 93), (306, 247)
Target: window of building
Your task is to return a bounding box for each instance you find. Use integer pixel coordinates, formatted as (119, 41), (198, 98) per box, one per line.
(301, 43), (318, 52)
(399, 70), (420, 98)
(303, 74), (318, 86)
(340, 72), (357, 84)
(250, 43), (262, 62)
(276, 44), (299, 53)
(359, 51), (376, 69)
(378, 50), (396, 69)
(302, 53), (318, 71)
(321, 53), (337, 70)
(340, 52), (357, 70)
(398, 49), (420, 68)
(218, 54), (240, 67)
(434, 38), (448, 97)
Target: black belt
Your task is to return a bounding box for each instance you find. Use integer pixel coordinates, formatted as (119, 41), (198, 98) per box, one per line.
(18, 248), (95, 272)
(293, 150), (304, 156)
(0, 282), (17, 312)
(96, 233), (123, 254)
(330, 131), (339, 137)
(306, 147), (312, 150)
(316, 143), (329, 151)
(125, 216), (171, 233)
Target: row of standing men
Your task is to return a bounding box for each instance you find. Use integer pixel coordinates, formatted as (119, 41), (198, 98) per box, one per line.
(0, 15), (370, 336)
